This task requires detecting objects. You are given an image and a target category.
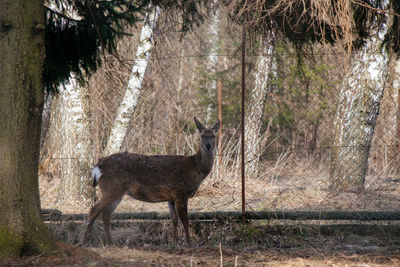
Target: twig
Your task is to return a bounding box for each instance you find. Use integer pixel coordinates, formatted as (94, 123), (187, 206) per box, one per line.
(44, 5), (81, 23)
(24, 252), (45, 265)
(219, 242), (223, 267)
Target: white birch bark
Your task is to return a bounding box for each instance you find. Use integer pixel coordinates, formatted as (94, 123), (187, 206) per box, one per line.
(104, 6), (160, 155)
(373, 53), (400, 174)
(394, 58), (400, 149)
(176, 46), (185, 114)
(205, 0), (220, 124)
(245, 34), (276, 179)
(329, 7), (390, 192)
(40, 93), (53, 150)
(58, 76), (94, 203)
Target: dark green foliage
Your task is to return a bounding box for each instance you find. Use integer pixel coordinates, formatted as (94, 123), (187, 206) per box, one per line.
(197, 66), (242, 128)
(44, 0), (148, 93)
(44, 0), (207, 93)
(261, 41), (337, 157)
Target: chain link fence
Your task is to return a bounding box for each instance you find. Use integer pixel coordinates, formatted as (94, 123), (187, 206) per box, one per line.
(39, 11), (400, 222)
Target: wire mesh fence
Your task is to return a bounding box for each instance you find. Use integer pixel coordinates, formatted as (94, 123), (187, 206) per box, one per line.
(38, 9), (400, 222)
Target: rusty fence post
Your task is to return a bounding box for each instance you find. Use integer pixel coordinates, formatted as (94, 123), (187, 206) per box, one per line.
(217, 80), (223, 165)
(241, 26), (246, 219)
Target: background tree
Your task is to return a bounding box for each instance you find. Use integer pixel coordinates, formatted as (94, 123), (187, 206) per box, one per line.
(245, 34), (276, 179)
(329, 0), (395, 192)
(230, 0), (400, 191)
(56, 77), (94, 204)
(104, 5), (161, 156)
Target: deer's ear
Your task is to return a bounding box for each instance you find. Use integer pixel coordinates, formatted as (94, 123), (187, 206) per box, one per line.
(212, 119), (220, 132)
(194, 117), (204, 132)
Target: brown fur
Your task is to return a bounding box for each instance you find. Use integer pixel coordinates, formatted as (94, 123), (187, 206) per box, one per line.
(81, 117), (220, 247)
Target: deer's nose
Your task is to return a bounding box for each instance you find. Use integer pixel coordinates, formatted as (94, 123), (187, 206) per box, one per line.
(206, 143), (212, 151)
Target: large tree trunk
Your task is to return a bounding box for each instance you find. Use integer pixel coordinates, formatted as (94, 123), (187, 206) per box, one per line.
(104, 6), (160, 155)
(57, 77), (94, 204)
(245, 35), (275, 179)
(0, 0), (56, 256)
(329, 19), (390, 192)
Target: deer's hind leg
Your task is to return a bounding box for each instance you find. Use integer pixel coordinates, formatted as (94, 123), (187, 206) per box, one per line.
(102, 198), (122, 246)
(168, 201), (178, 243)
(81, 191), (124, 246)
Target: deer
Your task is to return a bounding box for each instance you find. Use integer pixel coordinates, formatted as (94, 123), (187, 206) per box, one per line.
(81, 117), (220, 247)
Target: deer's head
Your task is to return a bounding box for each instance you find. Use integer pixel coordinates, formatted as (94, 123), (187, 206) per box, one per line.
(194, 117), (220, 156)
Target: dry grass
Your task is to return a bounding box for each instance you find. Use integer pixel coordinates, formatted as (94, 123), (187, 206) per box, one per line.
(40, 151), (400, 215)
(5, 243), (399, 266)
(88, 246), (400, 267)
(18, 218), (399, 266)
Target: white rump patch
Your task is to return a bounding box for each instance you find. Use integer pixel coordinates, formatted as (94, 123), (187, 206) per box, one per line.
(91, 166), (103, 184)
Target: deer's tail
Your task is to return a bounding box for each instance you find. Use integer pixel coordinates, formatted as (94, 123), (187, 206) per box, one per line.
(91, 165), (103, 187)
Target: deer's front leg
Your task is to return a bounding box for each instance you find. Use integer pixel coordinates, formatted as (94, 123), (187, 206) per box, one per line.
(175, 199), (191, 247)
(168, 201), (178, 243)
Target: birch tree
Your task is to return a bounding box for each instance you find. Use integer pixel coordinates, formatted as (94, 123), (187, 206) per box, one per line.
(57, 77), (94, 203)
(245, 34), (276, 179)
(205, 0), (220, 124)
(395, 58), (400, 151)
(374, 53), (400, 175)
(104, 6), (160, 155)
(329, 7), (390, 192)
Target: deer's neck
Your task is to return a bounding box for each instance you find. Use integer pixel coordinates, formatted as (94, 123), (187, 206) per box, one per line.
(194, 150), (215, 177)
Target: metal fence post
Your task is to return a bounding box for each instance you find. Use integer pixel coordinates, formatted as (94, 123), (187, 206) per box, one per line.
(241, 26), (246, 218)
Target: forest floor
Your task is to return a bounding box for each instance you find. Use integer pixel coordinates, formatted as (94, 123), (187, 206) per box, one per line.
(2, 220), (400, 266)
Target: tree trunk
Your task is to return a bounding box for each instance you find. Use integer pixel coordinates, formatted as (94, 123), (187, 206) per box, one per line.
(329, 21), (390, 192)
(205, 0), (220, 124)
(104, 6), (160, 155)
(40, 93), (53, 150)
(0, 0), (56, 256)
(373, 53), (400, 175)
(57, 77), (94, 204)
(394, 58), (400, 159)
(245, 35), (275, 179)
